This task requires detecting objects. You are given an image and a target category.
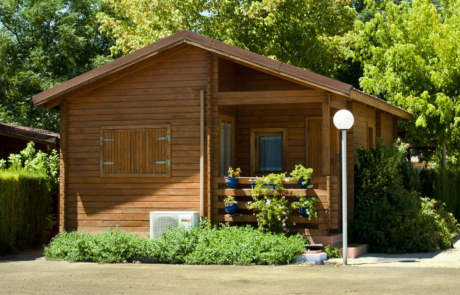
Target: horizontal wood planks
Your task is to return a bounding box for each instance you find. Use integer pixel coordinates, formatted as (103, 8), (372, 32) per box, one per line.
(211, 177), (336, 236)
(65, 46), (209, 234)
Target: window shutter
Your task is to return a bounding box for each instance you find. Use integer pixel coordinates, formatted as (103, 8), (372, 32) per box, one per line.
(100, 125), (171, 177)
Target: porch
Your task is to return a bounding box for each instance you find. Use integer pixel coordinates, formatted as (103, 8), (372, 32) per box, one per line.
(208, 89), (347, 237)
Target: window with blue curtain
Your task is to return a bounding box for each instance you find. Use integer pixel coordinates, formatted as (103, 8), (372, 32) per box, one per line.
(259, 135), (282, 171)
(220, 115), (234, 176)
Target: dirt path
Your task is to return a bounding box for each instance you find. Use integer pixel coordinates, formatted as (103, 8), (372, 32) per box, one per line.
(1, 251), (460, 294)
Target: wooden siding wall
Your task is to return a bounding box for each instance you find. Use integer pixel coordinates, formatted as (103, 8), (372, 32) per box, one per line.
(217, 58), (310, 92)
(233, 103), (322, 176)
(0, 136), (53, 160)
(64, 47), (209, 235)
(379, 112), (394, 145)
(352, 101), (376, 154)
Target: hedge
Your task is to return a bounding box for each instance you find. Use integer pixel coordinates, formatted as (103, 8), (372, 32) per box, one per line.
(420, 169), (460, 221)
(0, 169), (52, 254)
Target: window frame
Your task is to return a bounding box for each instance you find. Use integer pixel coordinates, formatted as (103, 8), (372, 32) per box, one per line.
(218, 114), (235, 177)
(99, 124), (171, 178)
(250, 128), (288, 176)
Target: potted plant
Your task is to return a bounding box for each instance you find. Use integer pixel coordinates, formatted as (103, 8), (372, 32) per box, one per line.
(226, 166), (242, 189)
(292, 195), (318, 219)
(224, 195), (238, 216)
(290, 164), (313, 189)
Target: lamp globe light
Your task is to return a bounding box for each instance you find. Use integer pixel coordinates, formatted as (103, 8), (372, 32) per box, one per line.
(333, 110), (354, 130)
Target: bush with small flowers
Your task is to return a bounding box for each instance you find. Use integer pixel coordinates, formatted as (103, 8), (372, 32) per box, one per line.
(247, 173), (292, 233)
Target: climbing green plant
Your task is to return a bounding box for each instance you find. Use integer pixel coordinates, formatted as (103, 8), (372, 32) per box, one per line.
(247, 173), (292, 233)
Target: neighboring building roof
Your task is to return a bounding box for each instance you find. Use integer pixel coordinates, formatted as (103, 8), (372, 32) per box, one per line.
(32, 30), (412, 120)
(0, 122), (60, 146)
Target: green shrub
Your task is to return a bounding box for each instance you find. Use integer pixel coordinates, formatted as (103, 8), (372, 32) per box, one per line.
(323, 245), (341, 259)
(352, 139), (459, 253)
(44, 221), (306, 265)
(420, 168), (460, 221)
(0, 169), (54, 253)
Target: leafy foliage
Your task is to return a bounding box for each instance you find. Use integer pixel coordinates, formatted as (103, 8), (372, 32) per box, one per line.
(44, 221), (306, 265)
(340, 0), (460, 156)
(2, 142), (59, 192)
(420, 168), (460, 221)
(290, 164), (313, 184)
(291, 194), (318, 220)
(248, 172), (317, 232)
(0, 169), (54, 253)
(227, 166), (242, 179)
(323, 245), (341, 259)
(248, 173), (292, 233)
(0, 0), (117, 131)
(97, 0), (357, 77)
(352, 139), (459, 253)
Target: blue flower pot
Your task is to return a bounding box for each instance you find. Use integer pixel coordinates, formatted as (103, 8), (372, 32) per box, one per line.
(226, 178), (239, 189)
(297, 178), (311, 189)
(299, 206), (310, 218)
(225, 203), (239, 217)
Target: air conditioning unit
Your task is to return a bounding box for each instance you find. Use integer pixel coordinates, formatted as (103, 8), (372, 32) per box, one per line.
(150, 211), (199, 238)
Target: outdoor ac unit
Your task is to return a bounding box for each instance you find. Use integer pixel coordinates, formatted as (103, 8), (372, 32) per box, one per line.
(149, 211), (199, 238)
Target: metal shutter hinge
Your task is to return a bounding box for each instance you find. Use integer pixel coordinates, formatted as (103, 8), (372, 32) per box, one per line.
(100, 160), (114, 167)
(156, 159), (170, 166)
(100, 137), (114, 144)
(156, 135), (170, 141)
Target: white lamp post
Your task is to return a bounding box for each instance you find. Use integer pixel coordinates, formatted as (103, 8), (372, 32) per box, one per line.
(333, 110), (354, 266)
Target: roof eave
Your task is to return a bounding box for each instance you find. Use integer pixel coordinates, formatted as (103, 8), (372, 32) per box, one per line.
(350, 89), (413, 121)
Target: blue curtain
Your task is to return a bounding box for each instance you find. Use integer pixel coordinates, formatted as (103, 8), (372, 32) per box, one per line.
(260, 136), (282, 171)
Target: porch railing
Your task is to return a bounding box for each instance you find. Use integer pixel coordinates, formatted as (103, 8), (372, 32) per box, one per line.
(211, 176), (338, 236)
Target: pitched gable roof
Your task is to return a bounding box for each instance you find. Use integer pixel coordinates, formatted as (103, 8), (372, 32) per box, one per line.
(32, 30), (412, 120)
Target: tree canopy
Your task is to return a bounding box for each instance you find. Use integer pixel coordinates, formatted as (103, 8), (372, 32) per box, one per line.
(97, 0), (357, 78)
(340, 0), (460, 165)
(0, 0), (116, 132)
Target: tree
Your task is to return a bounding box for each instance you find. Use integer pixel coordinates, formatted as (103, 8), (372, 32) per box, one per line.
(97, 0), (357, 77)
(0, 0), (117, 132)
(340, 0), (460, 168)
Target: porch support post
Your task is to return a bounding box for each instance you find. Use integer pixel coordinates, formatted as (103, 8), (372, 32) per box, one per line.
(200, 89), (205, 218)
(322, 93), (330, 176)
(207, 53), (213, 220)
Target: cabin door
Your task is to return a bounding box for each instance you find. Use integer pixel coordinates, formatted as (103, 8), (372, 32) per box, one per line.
(305, 117), (340, 177)
(219, 114), (235, 177)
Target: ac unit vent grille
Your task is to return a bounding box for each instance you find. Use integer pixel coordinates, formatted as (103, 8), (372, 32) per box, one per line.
(151, 216), (177, 237)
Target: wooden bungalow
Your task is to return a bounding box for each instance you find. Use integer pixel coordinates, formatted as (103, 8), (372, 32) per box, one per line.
(32, 31), (412, 242)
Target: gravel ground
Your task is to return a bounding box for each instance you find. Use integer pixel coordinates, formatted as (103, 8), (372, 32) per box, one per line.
(1, 247), (460, 294)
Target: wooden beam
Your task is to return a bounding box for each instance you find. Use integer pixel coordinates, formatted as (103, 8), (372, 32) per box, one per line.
(322, 94), (330, 176)
(59, 100), (68, 232)
(214, 90), (326, 105)
(200, 89), (205, 218)
(350, 89), (412, 121)
(207, 53), (213, 220)
(330, 95), (347, 110)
